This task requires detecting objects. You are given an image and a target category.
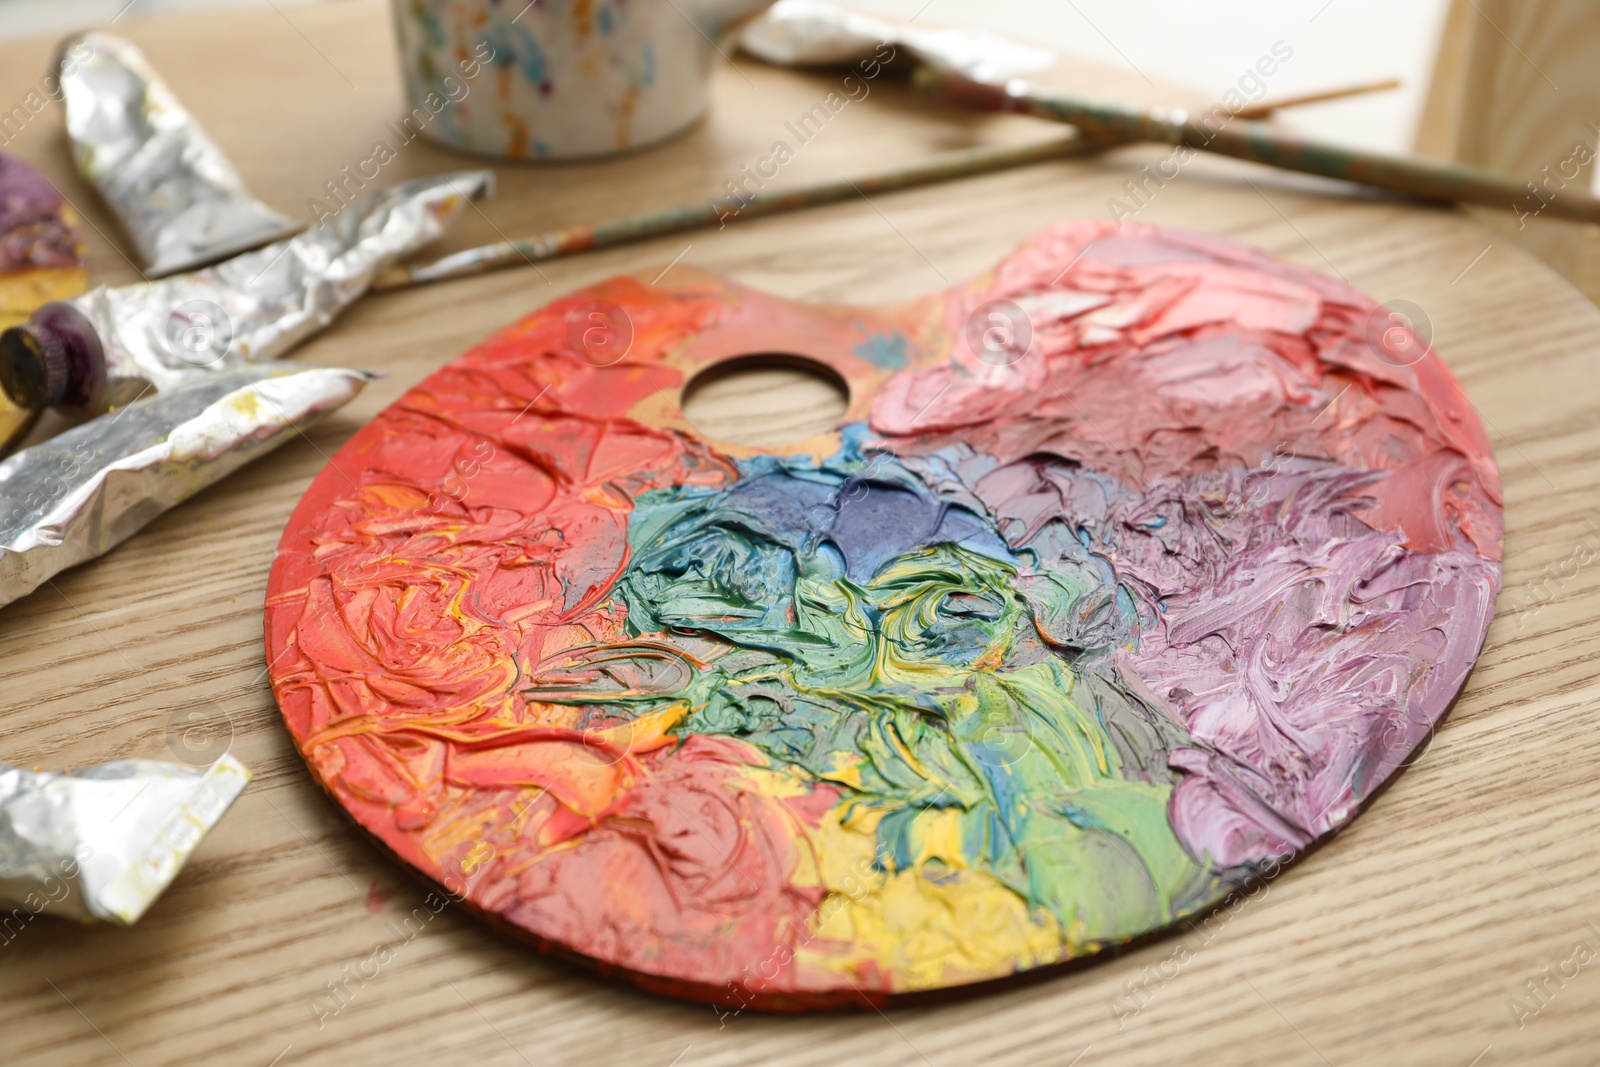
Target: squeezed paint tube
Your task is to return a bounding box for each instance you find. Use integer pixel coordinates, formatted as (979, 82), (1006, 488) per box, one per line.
(0, 169), (491, 416)
(739, 0), (1056, 83)
(58, 32), (301, 278)
(0, 755), (249, 927)
(0, 363), (370, 609)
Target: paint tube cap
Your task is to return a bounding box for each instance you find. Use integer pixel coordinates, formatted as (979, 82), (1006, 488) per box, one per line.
(0, 303), (104, 412)
(0, 320), (71, 410)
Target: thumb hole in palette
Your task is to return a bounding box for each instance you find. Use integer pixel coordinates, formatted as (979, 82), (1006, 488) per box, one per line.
(679, 353), (849, 447)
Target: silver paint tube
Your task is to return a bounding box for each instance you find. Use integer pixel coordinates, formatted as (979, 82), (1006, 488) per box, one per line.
(0, 755), (249, 927)
(0, 169), (491, 415)
(0, 363), (370, 609)
(740, 0), (1056, 83)
(59, 32), (302, 277)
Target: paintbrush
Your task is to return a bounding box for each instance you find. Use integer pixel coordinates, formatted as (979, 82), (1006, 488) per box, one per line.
(373, 78), (1400, 291)
(913, 68), (1600, 225)
(374, 138), (1097, 290)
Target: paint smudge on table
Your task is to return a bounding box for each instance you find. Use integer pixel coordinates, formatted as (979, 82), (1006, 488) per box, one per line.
(266, 220), (1500, 1008)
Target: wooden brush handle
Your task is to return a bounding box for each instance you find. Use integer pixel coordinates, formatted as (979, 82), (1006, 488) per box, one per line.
(915, 68), (1600, 225)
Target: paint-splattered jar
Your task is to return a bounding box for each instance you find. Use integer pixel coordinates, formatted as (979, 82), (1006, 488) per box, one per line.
(391, 0), (776, 160)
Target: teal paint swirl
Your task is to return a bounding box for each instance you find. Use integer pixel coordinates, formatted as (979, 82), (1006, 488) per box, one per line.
(543, 439), (1215, 942)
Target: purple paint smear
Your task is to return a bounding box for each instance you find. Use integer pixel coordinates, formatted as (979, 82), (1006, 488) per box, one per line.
(870, 220), (1502, 873)
(0, 153), (83, 273)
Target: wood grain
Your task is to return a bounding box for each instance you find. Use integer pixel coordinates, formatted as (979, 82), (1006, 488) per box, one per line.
(680, 360), (851, 446)
(1416, 0), (1600, 302)
(1, 3), (1599, 1065)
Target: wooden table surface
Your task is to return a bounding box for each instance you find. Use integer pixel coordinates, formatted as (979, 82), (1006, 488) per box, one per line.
(3, 4), (1599, 1065)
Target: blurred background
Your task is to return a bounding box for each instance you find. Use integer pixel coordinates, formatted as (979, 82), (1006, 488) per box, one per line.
(1, 0), (1450, 152)
(4, 0), (1598, 301)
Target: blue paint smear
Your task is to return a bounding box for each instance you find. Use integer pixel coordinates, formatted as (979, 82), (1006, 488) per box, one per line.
(513, 25), (549, 87)
(484, 24), (516, 70)
(639, 41), (656, 89)
(711, 465), (1015, 585)
(852, 329), (910, 370)
(409, 1), (446, 48)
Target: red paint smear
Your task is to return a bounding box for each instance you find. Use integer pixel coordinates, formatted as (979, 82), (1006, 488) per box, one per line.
(501, 735), (836, 990)
(872, 221), (1501, 561)
(267, 277), (841, 1002)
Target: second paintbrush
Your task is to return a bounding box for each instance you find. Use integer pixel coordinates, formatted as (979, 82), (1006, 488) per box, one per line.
(373, 76), (1403, 291)
(371, 137), (1101, 291)
(913, 67), (1600, 226)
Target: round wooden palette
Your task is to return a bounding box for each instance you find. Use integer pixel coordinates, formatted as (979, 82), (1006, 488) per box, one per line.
(265, 221), (1501, 1009)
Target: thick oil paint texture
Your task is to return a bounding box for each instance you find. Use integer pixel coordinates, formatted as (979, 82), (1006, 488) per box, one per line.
(597, 445), (1213, 951)
(873, 222), (1501, 870)
(267, 222), (1500, 1008)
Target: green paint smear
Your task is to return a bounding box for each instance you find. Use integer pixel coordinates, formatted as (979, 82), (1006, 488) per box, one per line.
(538, 457), (1216, 946)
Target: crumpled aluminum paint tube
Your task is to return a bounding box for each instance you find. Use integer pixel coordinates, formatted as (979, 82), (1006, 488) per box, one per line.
(0, 362), (370, 609)
(0, 169), (491, 416)
(0, 755), (249, 927)
(739, 0), (1056, 83)
(59, 32), (301, 277)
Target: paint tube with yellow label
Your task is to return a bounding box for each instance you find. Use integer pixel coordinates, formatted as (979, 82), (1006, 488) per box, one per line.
(0, 362), (370, 609)
(0, 755), (250, 928)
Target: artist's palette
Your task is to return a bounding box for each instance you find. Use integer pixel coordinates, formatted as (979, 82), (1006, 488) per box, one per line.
(266, 221), (1500, 1008)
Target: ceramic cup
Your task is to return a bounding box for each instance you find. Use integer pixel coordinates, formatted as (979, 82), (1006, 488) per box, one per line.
(391, 0), (775, 160)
